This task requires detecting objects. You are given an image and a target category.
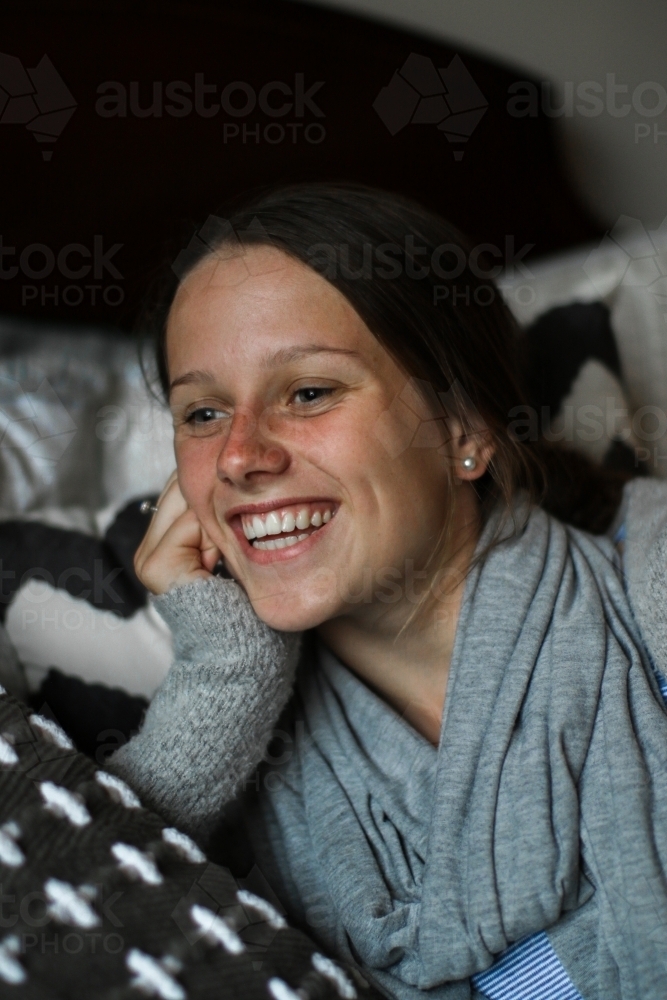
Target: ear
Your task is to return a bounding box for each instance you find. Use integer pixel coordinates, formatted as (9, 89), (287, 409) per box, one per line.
(442, 416), (496, 481)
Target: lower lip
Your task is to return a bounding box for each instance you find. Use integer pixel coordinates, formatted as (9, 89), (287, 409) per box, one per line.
(233, 515), (336, 565)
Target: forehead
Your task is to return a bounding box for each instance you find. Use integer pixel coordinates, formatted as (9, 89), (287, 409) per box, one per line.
(166, 246), (371, 366)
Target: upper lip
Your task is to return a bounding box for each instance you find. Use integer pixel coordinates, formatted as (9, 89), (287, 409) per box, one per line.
(225, 496), (339, 523)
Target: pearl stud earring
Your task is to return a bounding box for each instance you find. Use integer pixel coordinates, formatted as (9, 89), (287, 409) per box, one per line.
(462, 456), (477, 471)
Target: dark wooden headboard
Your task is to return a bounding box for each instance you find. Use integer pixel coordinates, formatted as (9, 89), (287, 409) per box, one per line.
(1, 0), (600, 330)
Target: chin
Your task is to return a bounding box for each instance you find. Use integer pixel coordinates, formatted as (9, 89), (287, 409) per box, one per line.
(244, 586), (340, 634)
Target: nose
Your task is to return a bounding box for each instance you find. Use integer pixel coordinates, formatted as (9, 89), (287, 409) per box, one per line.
(216, 406), (289, 486)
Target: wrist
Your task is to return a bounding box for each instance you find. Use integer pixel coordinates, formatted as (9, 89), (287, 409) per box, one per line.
(151, 575), (302, 670)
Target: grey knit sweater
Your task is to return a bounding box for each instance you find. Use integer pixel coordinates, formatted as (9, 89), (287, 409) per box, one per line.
(109, 575), (302, 841)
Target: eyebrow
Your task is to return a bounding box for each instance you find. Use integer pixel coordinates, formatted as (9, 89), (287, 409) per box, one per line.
(168, 345), (362, 393)
(261, 345), (362, 367)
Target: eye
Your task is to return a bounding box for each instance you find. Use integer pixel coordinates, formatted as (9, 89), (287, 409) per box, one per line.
(291, 387), (335, 407)
(184, 406), (228, 427)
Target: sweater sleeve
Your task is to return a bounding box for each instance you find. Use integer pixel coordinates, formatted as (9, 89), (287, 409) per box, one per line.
(621, 477), (667, 679)
(107, 575), (302, 842)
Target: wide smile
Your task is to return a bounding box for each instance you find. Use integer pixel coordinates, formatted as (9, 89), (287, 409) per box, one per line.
(227, 498), (339, 564)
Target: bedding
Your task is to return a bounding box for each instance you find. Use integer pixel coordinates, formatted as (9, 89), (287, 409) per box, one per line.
(0, 685), (378, 999)
(503, 217), (667, 476)
(0, 316), (173, 523)
(0, 501), (170, 699)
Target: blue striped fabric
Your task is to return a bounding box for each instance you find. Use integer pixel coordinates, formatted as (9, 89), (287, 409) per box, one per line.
(470, 656), (667, 1000)
(471, 931), (583, 1000)
(656, 668), (667, 705)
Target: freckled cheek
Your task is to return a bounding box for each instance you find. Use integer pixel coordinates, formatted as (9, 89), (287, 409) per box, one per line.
(302, 412), (380, 469)
(174, 437), (220, 511)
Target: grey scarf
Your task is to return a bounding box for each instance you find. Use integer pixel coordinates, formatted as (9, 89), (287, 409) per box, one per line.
(246, 503), (667, 1000)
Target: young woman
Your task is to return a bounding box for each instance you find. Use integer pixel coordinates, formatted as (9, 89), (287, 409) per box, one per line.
(111, 184), (667, 1000)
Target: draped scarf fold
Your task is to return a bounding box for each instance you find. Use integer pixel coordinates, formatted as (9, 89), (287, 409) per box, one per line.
(247, 503), (667, 1000)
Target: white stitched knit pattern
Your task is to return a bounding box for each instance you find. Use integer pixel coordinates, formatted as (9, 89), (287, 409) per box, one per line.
(160, 955), (182, 975)
(126, 949), (185, 1000)
(45, 878), (100, 928)
(95, 770), (142, 809)
(0, 935), (25, 985)
(190, 904), (245, 954)
(0, 824), (24, 868)
(267, 977), (301, 1000)
(0, 735), (18, 766)
(29, 714), (74, 751)
(312, 953), (357, 999)
(236, 889), (287, 930)
(111, 842), (163, 885)
(39, 782), (91, 827)
(161, 828), (206, 863)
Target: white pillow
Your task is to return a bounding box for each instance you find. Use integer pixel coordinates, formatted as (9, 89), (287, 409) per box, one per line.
(6, 582), (172, 699)
(0, 316), (174, 529)
(501, 214), (667, 477)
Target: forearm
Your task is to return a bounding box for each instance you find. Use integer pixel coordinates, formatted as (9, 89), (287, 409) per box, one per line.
(108, 575), (302, 841)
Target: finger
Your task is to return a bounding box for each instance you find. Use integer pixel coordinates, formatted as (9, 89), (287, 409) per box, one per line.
(136, 473), (188, 563)
(154, 471), (187, 522)
(140, 508), (206, 572)
(200, 526), (222, 572)
(154, 507), (207, 554)
(139, 509), (213, 593)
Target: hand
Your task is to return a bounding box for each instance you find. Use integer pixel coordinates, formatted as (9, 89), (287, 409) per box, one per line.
(134, 471), (222, 595)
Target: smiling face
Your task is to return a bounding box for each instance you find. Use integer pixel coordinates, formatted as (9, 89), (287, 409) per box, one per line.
(166, 245), (467, 632)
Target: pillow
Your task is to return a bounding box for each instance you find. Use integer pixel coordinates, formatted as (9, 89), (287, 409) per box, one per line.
(502, 215), (667, 477)
(0, 316), (173, 523)
(0, 499), (171, 704)
(0, 687), (377, 998)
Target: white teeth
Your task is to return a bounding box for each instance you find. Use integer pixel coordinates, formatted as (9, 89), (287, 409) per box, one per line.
(296, 508), (310, 530)
(244, 505), (335, 544)
(252, 532), (312, 551)
(265, 511), (282, 535)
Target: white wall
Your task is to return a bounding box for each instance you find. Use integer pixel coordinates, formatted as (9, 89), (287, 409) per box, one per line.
(297, 0), (667, 230)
